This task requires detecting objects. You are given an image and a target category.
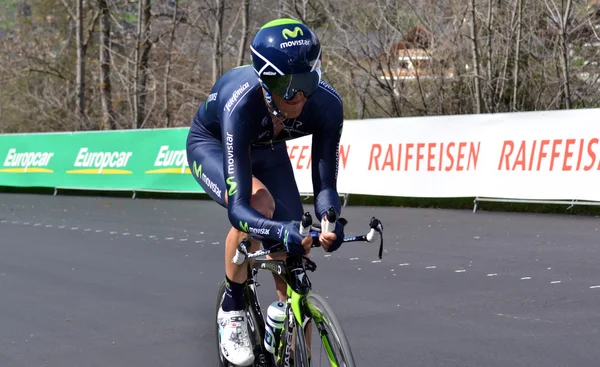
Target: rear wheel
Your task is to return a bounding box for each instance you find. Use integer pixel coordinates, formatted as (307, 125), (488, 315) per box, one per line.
(306, 294), (356, 367)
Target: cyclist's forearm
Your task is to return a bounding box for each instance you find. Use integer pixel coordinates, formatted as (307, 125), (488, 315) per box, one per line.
(228, 202), (286, 241)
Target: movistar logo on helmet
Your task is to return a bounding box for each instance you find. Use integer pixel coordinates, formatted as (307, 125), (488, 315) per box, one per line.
(282, 27), (304, 39)
(280, 39), (311, 49)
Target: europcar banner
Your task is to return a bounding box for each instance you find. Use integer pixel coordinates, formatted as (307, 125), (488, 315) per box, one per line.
(1, 108), (600, 202)
(0, 128), (203, 193)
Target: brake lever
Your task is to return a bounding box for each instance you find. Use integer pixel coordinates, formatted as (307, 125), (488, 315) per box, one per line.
(303, 256), (317, 272)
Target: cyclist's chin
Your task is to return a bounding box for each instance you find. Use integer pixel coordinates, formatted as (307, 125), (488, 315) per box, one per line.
(279, 101), (305, 119)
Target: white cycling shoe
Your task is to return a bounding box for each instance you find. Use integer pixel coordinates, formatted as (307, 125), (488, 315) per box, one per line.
(218, 307), (255, 366)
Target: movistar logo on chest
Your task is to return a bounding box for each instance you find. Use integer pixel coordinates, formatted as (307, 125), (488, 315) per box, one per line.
(226, 132), (234, 175)
(146, 145), (189, 174)
(1, 149), (55, 173)
(68, 148), (133, 174)
(280, 39), (311, 48)
(225, 82), (250, 112)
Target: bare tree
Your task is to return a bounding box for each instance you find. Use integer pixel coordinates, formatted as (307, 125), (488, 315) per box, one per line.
(237, 0), (250, 66)
(134, 0), (152, 128)
(98, 0), (115, 129)
(469, 0), (483, 113)
(212, 0), (225, 83)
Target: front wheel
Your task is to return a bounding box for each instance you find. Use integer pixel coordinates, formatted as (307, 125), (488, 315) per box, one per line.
(306, 294), (356, 367)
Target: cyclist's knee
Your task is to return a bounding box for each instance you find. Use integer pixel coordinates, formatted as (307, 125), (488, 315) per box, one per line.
(250, 187), (275, 219)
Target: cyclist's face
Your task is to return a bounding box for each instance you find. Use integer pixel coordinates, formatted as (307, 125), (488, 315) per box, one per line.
(270, 91), (307, 119)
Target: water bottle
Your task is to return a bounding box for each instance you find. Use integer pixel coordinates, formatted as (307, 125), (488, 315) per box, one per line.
(264, 300), (286, 354)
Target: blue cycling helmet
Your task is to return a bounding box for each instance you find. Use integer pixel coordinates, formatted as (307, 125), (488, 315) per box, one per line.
(250, 18), (322, 115)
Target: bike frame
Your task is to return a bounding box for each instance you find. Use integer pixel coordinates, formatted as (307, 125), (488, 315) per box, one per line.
(234, 216), (384, 367)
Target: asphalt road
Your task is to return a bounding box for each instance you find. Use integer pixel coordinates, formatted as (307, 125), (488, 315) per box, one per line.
(1, 193), (599, 367)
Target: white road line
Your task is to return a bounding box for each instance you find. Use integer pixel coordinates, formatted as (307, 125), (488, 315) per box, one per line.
(371, 260), (381, 263)
(399, 263), (410, 266)
(180, 239), (188, 242)
(84, 228), (91, 232)
(0, 220), (7, 223)
(12, 221), (19, 224)
(349, 257), (359, 260)
(551, 281), (561, 284)
(455, 269), (466, 273)
(324, 254), (331, 257)
(149, 235), (156, 238)
(71, 227), (78, 230)
(45, 225), (52, 228)
(96, 230), (103, 233)
(123, 233), (130, 235)
(487, 273), (498, 277)
(24, 222), (30, 225)
(521, 277), (532, 280)
(58, 225), (65, 229)
(34, 223), (41, 227)
(110, 231), (117, 234)
(590, 285), (600, 289)
(194, 240), (203, 243)
(166, 237), (174, 240)
(426, 266), (437, 269)
(136, 234), (142, 237)
(212, 242), (220, 245)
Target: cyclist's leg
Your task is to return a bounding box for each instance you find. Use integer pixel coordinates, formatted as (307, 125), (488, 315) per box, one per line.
(187, 132), (275, 308)
(252, 142), (313, 358)
(187, 132), (275, 367)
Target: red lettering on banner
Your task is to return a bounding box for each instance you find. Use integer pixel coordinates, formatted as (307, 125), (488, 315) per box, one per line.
(416, 143), (425, 171)
(382, 144), (394, 171)
(428, 143), (436, 171)
(513, 142), (526, 171)
(585, 138), (598, 171)
(405, 143), (414, 172)
(340, 145), (350, 169)
(445, 142), (455, 171)
(563, 139), (575, 171)
(297, 145), (309, 169)
(468, 142), (480, 170)
(498, 141), (514, 170)
(369, 144), (382, 170)
(367, 141), (480, 172)
(287, 144), (349, 170)
(550, 139), (562, 171)
(537, 140), (550, 171)
(497, 138), (600, 172)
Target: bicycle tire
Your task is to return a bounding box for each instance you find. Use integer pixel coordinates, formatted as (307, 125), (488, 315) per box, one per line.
(306, 294), (356, 367)
(293, 318), (310, 367)
(215, 280), (268, 367)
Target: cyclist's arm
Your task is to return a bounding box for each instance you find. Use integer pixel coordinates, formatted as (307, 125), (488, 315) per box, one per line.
(311, 101), (343, 221)
(221, 111), (287, 242)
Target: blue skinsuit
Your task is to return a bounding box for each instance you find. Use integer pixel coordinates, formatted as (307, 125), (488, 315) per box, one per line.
(186, 65), (343, 245)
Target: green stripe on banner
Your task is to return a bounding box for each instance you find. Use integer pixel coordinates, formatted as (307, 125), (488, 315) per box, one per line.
(0, 128), (205, 194)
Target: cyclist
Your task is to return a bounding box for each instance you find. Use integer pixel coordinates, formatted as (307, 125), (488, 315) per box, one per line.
(186, 18), (345, 366)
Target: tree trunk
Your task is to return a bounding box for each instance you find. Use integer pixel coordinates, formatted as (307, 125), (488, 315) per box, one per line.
(237, 0), (250, 67)
(164, 0), (179, 127)
(135, 0), (152, 129)
(559, 0), (573, 109)
(512, 0), (523, 111)
(212, 0), (224, 83)
(99, 0), (115, 129)
(470, 0), (483, 114)
(75, 0), (85, 129)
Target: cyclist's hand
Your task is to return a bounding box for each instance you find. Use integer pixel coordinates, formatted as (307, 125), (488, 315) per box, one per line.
(321, 221), (344, 253)
(282, 222), (309, 257)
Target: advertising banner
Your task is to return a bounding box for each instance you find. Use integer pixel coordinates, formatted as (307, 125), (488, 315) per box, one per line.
(2, 108), (600, 203)
(0, 128), (203, 193)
